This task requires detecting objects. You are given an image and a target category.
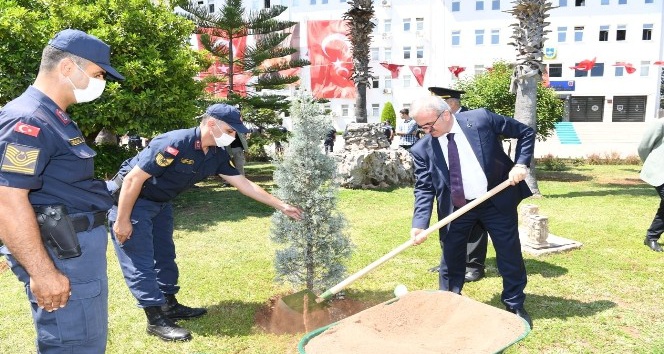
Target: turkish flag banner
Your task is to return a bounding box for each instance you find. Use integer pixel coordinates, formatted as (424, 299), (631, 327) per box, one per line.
(380, 62), (404, 79)
(307, 20), (356, 99)
(409, 65), (427, 86)
(194, 28), (248, 98)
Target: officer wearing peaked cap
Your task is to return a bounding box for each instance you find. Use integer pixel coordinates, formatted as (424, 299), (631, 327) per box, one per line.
(426, 87), (489, 283)
(107, 103), (303, 342)
(0, 29), (123, 353)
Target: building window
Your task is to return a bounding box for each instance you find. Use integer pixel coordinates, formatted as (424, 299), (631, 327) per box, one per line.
(559, 0), (567, 5)
(599, 25), (609, 41)
(403, 46), (411, 59)
(416, 18), (424, 31)
(385, 47), (392, 61)
(372, 104), (380, 117)
(372, 76), (379, 88)
(209, 3), (214, 12)
(310, 0), (315, 4)
(403, 18), (411, 32)
(475, 29), (485, 45)
(615, 66), (624, 77)
(558, 26), (567, 42)
(370, 47), (379, 61)
(590, 63), (604, 77)
(416, 46), (424, 58)
(452, 0), (460, 11)
(618, 0), (626, 3)
(476, 0), (484, 10)
(574, 26), (584, 42)
(641, 61), (650, 76)
(264, 0), (271, 7)
(341, 105), (349, 117)
(574, 64), (589, 77)
(643, 24), (653, 40)
(575, 0), (585, 5)
(616, 25), (626, 41)
(492, 0), (500, 10)
(548, 63), (562, 77)
(646, 0), (654, 3)
(322, 0), (328, 3)
(601, 0), (609, 4)
(384, 19), (391, 33)
(403, 74), (411, 87)
(452, 30), (461, 46)
(474, 64), (485, 75)
(293, 0), (299, 5)
(613, 96), (647, 122)
(491, 29), (499, 44)
(384, 76), (392, 89)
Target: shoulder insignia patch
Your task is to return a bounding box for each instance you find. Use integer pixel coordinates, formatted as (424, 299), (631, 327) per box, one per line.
(1, 143), (40, 175)
(55, 109), (71, 125)
(14, 122), (41, 137)
(68, 137), (85, 146)
(165, 146), (179, 156)
(155, 152), (174, 167)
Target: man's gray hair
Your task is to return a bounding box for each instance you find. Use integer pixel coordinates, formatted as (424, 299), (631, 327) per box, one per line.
(40, 45), (89, 72)
(410, 95), (451, 119)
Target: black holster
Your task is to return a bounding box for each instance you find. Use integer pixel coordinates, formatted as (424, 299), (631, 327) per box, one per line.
(109, 172), (124, 204)
(34, 205), (81, 259)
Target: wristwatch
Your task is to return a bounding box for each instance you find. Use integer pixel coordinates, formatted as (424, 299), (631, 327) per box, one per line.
(514, 164), (529, 169)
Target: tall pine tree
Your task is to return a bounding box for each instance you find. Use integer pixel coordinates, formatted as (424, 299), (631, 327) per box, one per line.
(270, 92), (352, 292)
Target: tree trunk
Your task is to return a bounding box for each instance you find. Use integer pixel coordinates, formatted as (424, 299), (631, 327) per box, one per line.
(355, 83), (367, 123)
(513, 74), (541, 196)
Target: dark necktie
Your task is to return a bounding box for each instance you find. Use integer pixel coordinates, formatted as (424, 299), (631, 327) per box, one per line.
(447, 133), (466, 208)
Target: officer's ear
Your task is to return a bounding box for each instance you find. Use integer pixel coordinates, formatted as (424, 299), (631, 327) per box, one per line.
(59, 58), (77, 78)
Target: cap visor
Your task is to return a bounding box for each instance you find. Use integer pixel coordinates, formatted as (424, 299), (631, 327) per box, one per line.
(99, 63), (125, 81)
(231, 123), (250, 134)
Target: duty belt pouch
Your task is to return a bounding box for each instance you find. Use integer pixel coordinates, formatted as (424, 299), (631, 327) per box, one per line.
(34, 205), (82, 259)
(109, 173), (124, 203)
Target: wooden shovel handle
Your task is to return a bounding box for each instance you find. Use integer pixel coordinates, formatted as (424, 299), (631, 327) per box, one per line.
(317, 179), (512, 302)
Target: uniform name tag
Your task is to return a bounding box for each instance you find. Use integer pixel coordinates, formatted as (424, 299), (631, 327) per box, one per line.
(1, 143), (40, 175)
(180, 158), (194, 165)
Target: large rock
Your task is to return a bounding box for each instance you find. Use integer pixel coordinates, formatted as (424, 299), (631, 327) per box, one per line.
(335, 123), (414, 189)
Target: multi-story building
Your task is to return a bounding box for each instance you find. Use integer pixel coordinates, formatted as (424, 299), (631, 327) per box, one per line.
(192, 0), (664, 157)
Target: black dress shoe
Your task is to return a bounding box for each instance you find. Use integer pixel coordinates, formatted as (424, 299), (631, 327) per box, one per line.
(644, 238), (663, 252)
(506, 306), (533, 329)
(144, 306), (192, 342)
(464, 269), (485, 282)
(161, 294), (207, 320)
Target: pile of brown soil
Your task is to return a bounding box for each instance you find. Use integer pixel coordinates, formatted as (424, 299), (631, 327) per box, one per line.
(304, 291), (528, 354)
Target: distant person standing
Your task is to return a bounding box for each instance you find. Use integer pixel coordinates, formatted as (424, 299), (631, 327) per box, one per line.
(382, 120), (394, 145)
(324, 127), (336, 154)
(638, 118), (664, 252)
(396, 108), (417, 150)
(226, 132), (248, 175)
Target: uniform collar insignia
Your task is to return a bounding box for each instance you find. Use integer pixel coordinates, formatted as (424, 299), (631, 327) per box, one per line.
(194, 140), (202, 150)
(55, 109), (71, 125)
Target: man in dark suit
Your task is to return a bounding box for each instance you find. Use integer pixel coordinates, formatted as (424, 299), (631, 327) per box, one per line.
(409, 95), (535, 328)
(427, 87), (488, 282)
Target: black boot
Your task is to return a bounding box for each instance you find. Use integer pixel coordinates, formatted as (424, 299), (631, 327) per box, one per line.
(161, 294), (207, 320)
(144, 306), (192, 342)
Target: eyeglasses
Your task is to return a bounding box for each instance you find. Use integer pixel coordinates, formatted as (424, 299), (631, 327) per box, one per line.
(417, 111), (444, 130)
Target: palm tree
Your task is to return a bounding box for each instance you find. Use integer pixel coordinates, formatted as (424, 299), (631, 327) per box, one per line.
(343, 0), (375, 124)
(505, 0), (554, 196)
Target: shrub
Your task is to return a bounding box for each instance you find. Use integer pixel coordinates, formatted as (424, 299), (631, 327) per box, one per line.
(93, 144), (138, 179)
(536, 154), (568, 171)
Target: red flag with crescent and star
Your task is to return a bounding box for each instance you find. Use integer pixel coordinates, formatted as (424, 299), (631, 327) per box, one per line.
(193, 28), (248, 98)
(570, 57), (596, 71)
(380, 62), (404, 79)
(408, 65), (427, 86)
(307, 20), (356, 99)
(14, 122), (40, 137)
(613, 62), (636, 74)
(448, 66), (465, 78)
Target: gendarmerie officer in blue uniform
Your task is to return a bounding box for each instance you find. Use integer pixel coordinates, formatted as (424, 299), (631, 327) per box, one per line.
(0, 29), (124, 353)
(108, 103), (303, 342)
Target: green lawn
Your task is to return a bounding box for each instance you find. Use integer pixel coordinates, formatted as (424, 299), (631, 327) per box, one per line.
(1, 163), (663, 353)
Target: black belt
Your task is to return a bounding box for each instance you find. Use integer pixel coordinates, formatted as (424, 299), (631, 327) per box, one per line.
(70, 212), (106, 233)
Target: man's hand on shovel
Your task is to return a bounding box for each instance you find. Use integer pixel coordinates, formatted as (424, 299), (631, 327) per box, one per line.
(410, 228), (428, 245)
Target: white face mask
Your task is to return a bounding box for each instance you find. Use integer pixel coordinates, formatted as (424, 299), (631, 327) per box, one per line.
(68, 62), (106, 103)
(212, 123), (236, 147)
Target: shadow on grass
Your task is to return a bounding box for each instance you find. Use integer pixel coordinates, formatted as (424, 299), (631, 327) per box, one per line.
(489, 293), (616, 321)
(481, 257), (568, 279)
(542, 184), (654, 198)
(536, 171), (593, 182)
(185, 300), (262, 337)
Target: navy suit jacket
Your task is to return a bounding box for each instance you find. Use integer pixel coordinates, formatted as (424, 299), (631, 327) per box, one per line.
(410, 108), (534, 234)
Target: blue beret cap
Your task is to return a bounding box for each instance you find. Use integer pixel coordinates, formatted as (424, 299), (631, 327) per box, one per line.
(49, 29), (124, 81)
(206, 104), (249, 133)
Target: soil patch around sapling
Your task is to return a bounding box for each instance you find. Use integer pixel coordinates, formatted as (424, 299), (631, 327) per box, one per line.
(254, 293), (373, 335)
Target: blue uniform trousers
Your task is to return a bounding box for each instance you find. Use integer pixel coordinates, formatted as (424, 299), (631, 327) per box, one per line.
(438, 200), (527, 309)
(1, 224), (108, 354)
(108, 198), (178, 307)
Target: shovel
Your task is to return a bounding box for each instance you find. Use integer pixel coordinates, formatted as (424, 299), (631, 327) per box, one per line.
(281, 179), (513, 312)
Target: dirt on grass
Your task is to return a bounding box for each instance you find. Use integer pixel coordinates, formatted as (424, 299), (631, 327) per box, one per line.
(0, 259), (7, 274)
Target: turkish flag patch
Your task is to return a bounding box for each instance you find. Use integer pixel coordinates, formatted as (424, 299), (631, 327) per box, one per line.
(165, 146), (179, 156)
(14, 122), (41, 137)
